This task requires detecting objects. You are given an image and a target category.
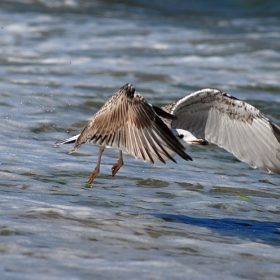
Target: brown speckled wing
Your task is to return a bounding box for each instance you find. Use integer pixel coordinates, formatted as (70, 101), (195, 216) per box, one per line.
(72, 83), (192, 163)
(162, 88), (280, 174)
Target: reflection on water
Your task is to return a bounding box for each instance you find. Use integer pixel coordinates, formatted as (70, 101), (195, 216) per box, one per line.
(0, 0), (280, 279)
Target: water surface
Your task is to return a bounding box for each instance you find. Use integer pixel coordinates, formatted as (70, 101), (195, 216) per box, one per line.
(0, 0), (280, 279)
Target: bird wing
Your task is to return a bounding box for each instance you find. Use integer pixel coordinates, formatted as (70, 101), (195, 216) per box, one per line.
(162, 88), (280, 174)
(72, 84), (192, 164)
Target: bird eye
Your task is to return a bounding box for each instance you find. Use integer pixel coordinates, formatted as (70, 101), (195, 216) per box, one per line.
(179, 134), (184, 139)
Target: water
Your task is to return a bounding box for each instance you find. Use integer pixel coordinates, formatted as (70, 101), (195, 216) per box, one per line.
(1, 0), (280, 279)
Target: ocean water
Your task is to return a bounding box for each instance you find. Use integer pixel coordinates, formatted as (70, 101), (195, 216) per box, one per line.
(0, 0), (280, 279)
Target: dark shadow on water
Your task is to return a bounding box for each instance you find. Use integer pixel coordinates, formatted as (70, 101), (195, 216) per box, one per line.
(150, 213), (280, 246)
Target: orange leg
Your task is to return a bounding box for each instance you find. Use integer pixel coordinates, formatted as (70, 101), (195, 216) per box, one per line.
(88, 146), (105, 183)
(111, 150), (124, 176)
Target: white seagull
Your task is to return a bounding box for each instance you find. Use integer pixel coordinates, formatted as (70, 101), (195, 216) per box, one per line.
(160, 88), (280, 175)
(55, 83), (196, 183)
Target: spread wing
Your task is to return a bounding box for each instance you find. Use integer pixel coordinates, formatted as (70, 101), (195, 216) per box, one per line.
(162, 88), (280, 174)
(71, 84), (192, 164)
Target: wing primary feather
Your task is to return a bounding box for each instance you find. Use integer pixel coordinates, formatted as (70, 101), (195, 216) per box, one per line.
(130, 127), (142, 160)
(270, 121), (280, 143)
(148, 129), (177, 163)
(152, 105), (177, 120)
(106, 133), (114, 147)
(110, 132), (116, 147)
(93, 134), (102, 144)
(154, 124), (193, 161)
(134, 129), (147, 161)
(138, 129), (158, 163)
(143, 130), (166, 163)
(152, 114), (193, 161)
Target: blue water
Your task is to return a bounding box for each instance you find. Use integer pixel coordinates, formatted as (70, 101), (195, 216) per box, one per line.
(0, 0), (280, 279)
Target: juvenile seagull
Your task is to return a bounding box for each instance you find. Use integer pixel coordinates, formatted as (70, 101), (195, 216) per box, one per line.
(55, 83), (192, 183)
(161, 88), (280, 175)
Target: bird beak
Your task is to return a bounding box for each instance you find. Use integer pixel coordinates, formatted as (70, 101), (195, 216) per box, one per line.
(190, 139), (208, 145)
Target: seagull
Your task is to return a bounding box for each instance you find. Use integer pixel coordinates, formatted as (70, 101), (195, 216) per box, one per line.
(55, 83), (197, 183)
(160, 88), (280, 175)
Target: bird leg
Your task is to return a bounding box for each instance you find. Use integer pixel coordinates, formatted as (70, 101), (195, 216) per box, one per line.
(111, 150), (124, 176)
(88, 146), (105, 183)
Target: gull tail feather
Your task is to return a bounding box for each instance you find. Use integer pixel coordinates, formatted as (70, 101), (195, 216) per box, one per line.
(54, 134), (80, 147)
